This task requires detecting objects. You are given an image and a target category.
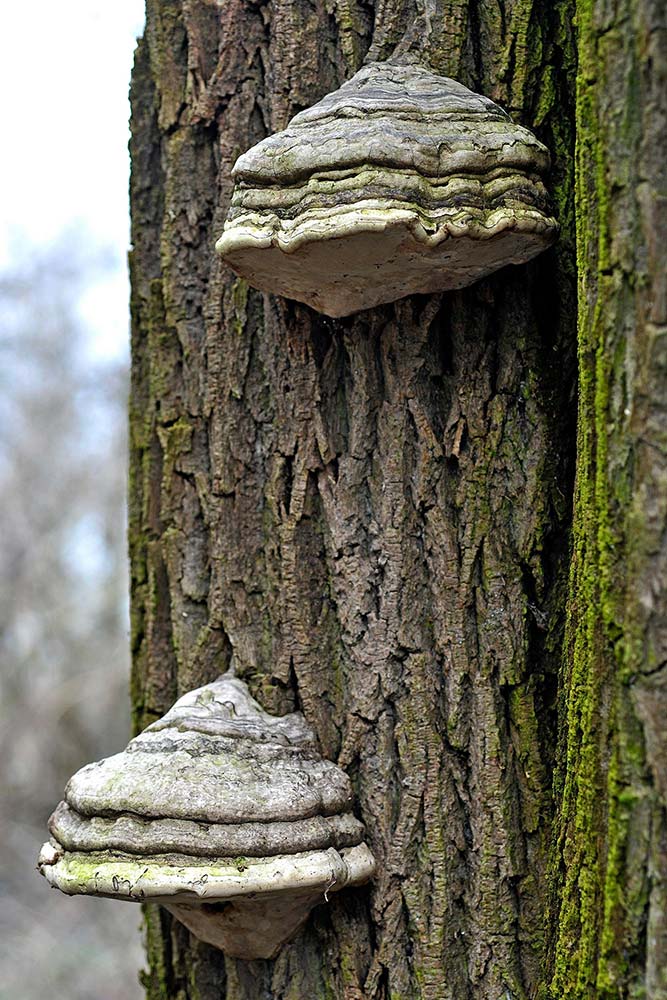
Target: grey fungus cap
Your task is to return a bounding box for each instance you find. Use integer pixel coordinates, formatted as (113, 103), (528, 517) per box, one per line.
(38, 676), (375, 959)
(216, 62), (558, 317)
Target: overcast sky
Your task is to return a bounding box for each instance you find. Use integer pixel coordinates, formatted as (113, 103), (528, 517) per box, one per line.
(0, 0), (146, 359)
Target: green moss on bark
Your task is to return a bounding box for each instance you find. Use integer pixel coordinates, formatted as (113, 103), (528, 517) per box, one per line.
(549, 0), (666, 996)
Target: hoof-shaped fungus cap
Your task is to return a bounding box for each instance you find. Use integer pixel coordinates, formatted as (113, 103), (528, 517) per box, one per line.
(216, 62), (558, 317)
(38, 677), (375, 959)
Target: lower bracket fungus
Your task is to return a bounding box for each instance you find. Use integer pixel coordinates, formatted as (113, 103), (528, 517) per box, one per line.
(216, 61), (558, 317)
(38, 676), (375, 960)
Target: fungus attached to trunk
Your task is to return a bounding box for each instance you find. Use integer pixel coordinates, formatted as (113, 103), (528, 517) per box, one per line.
(216, 61), (558, 317)
(38, 676), (375, 959)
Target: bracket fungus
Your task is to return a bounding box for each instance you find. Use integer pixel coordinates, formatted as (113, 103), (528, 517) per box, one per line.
(216, 61), (558, 317)
(38, 676), (375, 959)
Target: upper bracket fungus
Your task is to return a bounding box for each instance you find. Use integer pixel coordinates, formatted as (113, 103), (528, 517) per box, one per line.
(38, 676), (375, 960)
(216, 61), (558, 317)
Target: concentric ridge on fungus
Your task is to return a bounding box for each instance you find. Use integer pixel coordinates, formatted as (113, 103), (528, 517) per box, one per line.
(216, 61), (558, 316)
(38, 676), (375, 959)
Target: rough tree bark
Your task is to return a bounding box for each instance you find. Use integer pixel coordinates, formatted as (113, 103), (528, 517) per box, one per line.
(127, 0), (664, 997)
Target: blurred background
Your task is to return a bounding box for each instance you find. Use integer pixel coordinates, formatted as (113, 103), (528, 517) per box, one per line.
(0, 2), (146, 997)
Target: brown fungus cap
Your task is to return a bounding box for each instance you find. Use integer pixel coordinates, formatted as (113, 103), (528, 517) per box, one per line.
(38, 677), (375, 959)
(216, 62), (558, 317)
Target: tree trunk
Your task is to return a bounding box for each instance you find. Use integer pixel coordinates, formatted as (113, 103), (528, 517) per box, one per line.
(549, 1), (667, 997)
(127, 0), (664, 997)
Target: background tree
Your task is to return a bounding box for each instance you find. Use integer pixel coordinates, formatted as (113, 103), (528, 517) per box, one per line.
(0, 241), (142, 999)
(128, 1), (665, 998)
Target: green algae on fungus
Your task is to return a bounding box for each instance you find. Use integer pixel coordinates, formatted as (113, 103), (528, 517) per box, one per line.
(39, 844), (374, 904)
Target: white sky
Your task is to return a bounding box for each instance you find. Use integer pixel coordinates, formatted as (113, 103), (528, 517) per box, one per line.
(0, 0), (146, 360)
